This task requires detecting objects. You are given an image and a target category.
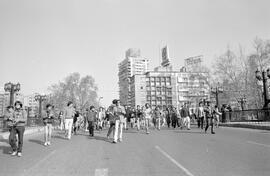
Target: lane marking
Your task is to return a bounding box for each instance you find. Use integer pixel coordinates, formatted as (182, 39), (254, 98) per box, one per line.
(155, 146), (195, 176)
(95, 168), (108, 176)
(247, 141), (270, 148)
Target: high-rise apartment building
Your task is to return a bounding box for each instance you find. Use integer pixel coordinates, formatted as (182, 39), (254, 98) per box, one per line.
(118, 48), (149, 106)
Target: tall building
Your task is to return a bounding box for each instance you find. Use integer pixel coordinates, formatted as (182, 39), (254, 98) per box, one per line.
(118, 48), (149, 106)
(0, 92), (9, 116)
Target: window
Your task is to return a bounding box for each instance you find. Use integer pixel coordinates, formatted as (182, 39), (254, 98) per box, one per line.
(151, 77), (155, 82)
(161, 77), (165, 82)
(152, 96), (156, 100)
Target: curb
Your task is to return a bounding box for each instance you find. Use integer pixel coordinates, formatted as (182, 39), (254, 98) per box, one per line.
(0, 127), (44, 140)
(220, 123), (270, 131)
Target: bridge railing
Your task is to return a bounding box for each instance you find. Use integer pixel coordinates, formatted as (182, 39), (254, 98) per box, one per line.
(224, 109), (270, 122)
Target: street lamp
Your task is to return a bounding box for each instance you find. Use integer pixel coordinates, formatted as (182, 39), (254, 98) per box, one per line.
(255, 68), (270, 109)
(211, 83), (224, 109)
(34, 94), (47, 118)
(4, 82), (21, 106)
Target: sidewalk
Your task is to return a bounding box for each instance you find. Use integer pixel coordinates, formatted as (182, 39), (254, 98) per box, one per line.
(0, 126), (44, 140)
(220, 122), (270, 131)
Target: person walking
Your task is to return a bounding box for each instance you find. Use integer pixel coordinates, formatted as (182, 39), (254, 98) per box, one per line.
(213, 105), (222, 128)
(4, 106), (16, 154)
(197, 102), (205, 129)
(106, 100), (117, 140)
(135, 105), (143, 131)
(153, 106), (162, 130)
(58, 111), (64, 130)
(43, 104), (54, 146)
(180, 103), (191, 130)
(64, 101), (75, 140)
(164, 107), (171, 128)
(86, 106), (97, 137)
(204, 101), (215, 134)
(171, 107), (179, 129)
(9, 101), (27, 157)
(113, 100), (126, 143)
(143, 103), (152, 134)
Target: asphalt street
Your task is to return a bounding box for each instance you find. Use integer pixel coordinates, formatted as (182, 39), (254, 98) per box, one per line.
(0, 126), (270, 176)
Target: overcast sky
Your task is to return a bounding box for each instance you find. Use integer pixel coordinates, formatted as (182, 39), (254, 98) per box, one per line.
(0, 0), (269, 106)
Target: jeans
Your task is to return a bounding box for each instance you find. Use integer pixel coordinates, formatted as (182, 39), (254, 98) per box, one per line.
(145, 118), (150, 133)
(65, 119), (73, 139)
(44, 124), (52, 143)
(205, 117), (214, 133)
(10, 126), (25, 153)
(198, 116), (204, 129)
(88, 121), (95, 136)
(107, 121), (115, 137)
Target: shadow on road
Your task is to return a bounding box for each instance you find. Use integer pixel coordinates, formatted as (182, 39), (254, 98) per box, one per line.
(174, 130), (204, 134)
(28, 139), (44, 146)
(89, 136), (112, 143)
(52, 135), (68, 140)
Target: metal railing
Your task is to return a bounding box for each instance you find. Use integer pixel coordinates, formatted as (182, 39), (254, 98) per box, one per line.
(223, 109), (270, 122)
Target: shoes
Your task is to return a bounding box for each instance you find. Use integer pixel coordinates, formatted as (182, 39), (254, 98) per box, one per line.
(44, 142), (48, 146)
(187, 128), (191, 130)
(211, 132), (215, 134)
(112, 141), (117, 144)
(11, 151), (17, 156)
(17, 152), (22, 157)
(146, 131), (150, 134)
(47, 142), (51, 146)
(119, 139), (122, 142)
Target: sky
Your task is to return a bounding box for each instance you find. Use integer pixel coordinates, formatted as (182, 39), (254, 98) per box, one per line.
(0, 0), (270, 106)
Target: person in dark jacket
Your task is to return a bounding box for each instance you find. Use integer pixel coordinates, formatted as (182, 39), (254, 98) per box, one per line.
(180, 103), (191, 130)
(165, 107), (171, 128)
(204, 101), (215, 134)
(9, 101), (27, 157)
(171, 107), (179, 128)
(4, 106), (16, 154)
(87, 106), (97, 137)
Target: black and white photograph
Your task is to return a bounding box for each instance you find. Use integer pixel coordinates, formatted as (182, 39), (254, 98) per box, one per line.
(0, 0), (270, 175)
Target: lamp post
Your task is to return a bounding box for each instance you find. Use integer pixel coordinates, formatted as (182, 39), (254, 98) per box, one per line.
(4, 82), (21, 106)
(34, 94), (47, 118)
(211, 83), (224, 109)
(255, 68), (270, 109)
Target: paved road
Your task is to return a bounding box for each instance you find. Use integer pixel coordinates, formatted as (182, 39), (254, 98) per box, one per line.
(0, 126), (270, 176)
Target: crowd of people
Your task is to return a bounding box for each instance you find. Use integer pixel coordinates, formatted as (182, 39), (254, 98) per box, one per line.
(3, 98), (222, 157)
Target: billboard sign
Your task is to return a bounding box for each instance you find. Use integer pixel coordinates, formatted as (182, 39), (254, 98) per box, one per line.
(185, 55), (203, 66)
(161, 46), (170, 67)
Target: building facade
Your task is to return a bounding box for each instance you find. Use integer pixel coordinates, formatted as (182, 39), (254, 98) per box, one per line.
(130, 67), (210, 110)
(118, 48), (149, 106)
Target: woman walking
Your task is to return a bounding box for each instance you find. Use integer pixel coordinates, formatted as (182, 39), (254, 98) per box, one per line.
(64, 101), (75, 140)
(43, 104), (54, 146)
(143, 103), (152, 134)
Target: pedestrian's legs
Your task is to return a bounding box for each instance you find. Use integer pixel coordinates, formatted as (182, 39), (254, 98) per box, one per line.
(205, 118), (209, 132)
(200, 117), (204, 129)
(210, 118), (215, 134)
(157, 118), (161, 130)
(137, 119), (140, 131)
(9, 127), (17, 152)
(119, 122), (123, 141)
(66, 119), (73, 139)
(107, 121), (115, 137)
(48, 124), (52, 143)
(113, 120), (119, 142)
(187, 116), (191, 129)
(216, 116), (220, 128)
(16, 126), (25, 153)
(145, 119), (150, 134)
(44, 124), (48, 144)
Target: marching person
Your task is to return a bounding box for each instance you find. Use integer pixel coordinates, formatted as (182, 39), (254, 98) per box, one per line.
(87, 106), (97, 137)
(43, 104), (54, 146)
(106, 100), (117, 140)
(64, 101), (75, 140)
(135, 105), (143, 131)
(143, 103), (152, 134)
(204, 101), (215, 134)
(58, 111), (64, 130)
(197, 102), (205, 129)
(171, 107), (179, 129)
(213, 105), (222, 128)
(180, 103), (191, 130)
(153, 106), (162, 130)
(9, 101), (27, 157)
(4, 106), (16, 154)
(113, 100), (126, 143)
(164, 107), (171, 128)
